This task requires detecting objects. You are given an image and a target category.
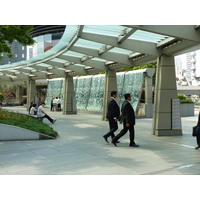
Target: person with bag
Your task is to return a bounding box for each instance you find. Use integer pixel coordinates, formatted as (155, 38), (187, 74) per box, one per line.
(112, 93), (139, 147)
(195, 112), (200, 149)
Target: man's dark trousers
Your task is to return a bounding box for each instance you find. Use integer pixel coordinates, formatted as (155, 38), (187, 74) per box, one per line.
(104, 118), (118, 139)
(113, 121), (135, 145)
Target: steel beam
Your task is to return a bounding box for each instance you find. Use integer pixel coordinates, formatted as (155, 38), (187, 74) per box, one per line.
(80, 32), (160, 56)
(70, 46), (134, 66)
(126, 25), (200, 43)
(118, 28), (137, 43)
(58, 54), (107, 71)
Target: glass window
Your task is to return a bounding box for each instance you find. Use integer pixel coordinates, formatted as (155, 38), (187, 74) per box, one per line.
(109, 47), (133, 55)
(44, 34), (51, 42)
(15, 53), (18, 58)
(22, 54), (24, 58)
(129, 30), (167, 43)
(38, 35), (44, 43)
(84, 25), (123, 37)
(75, 38), (103, 50)
(52, 32), (63, 40)
(22, 46), (25, 50)
(38, 48), (44, 54)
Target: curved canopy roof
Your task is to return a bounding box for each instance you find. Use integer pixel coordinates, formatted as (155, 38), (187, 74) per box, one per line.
(1, 25), (200, 83)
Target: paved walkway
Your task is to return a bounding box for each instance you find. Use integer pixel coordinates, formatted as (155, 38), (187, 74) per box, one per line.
(0, 106), (200, 175)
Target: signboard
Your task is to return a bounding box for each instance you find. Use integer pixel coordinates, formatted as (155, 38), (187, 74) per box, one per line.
(171, 99), (182, 129)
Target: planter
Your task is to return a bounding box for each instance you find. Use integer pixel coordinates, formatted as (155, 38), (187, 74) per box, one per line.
(0, 123), (56, 141)
(180, 103), (194, 117)
(137, 103), (194, 117)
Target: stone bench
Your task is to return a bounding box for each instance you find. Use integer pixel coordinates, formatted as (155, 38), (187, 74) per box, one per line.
(28, 114), (44, 122)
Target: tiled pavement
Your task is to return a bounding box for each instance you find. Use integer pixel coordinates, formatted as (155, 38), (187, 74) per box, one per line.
(0, 106), (200, 175)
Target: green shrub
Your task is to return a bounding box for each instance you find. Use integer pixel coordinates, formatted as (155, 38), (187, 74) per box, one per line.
(177, 94), (194, 103)
(0, 109), (58, 138)
(179, 99), (194, 103)
(177, 94), (186, 101)
(0, 93), (4, 100)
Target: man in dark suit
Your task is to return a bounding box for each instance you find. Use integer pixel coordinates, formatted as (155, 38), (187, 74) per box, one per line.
(103, 91), (120, 143)
(112, 93), (139, 147)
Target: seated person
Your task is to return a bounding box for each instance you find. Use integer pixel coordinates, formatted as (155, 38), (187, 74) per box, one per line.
(30, 103), (37, 115)
(37, 102), (56, 124)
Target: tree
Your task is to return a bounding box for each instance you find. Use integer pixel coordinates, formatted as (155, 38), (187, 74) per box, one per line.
(0, 25), (35, 60)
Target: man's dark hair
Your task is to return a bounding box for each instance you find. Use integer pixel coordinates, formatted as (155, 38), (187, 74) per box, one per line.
(124, 93), (131, 100)
(111, 91), (117, 97)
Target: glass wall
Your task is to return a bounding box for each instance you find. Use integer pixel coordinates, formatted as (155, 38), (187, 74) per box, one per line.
(45, 70), (144, 113)
(45, 78), (64, 107)
(117, 71), (144, 111)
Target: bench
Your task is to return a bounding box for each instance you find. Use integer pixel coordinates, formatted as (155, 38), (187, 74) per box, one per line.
(28, 114), (44, 122)
(36, 116), (45, 122)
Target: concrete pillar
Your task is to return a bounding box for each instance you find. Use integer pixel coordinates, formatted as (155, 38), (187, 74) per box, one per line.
(152, 55), (182, 136)
(102, 70), (117, 120)
(27, 79), (37, 110)
(63, 76), (77, 115)
(16, 86), (23, 104)
(145, 75), (153, 105)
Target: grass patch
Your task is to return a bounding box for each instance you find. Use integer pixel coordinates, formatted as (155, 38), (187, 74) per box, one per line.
(0, 109), (58, 138)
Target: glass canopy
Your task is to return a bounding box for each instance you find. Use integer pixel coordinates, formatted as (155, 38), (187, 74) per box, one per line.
(0, 25), (199, 82)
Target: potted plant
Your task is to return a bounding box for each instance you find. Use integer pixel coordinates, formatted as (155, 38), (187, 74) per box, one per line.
(177, 94), (194, 116)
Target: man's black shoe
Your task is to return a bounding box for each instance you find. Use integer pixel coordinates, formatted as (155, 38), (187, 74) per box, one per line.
(103, 136), (109, 143)
(112, 139), (120, 143)
(112, 140), (117, 147)
(129, 144), (139, 147)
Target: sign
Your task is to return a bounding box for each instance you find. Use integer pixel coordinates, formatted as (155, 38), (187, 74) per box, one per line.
(171, 99), (182, 129)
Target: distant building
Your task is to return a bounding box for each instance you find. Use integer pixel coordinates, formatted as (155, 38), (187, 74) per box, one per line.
(0, 25), (66, 65)
(175, 50), (200, 86)
(0, 41), (27, 65)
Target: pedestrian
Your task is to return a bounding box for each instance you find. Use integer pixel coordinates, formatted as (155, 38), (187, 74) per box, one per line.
(37, 102), (56, 124)
(195, 112), (200, 149)
(57, 97), (61, 111)
(50, 97), (54, 111)
(53, 97), (58, 111)
(30, 103), (37, 115)
(112, 93), (139, 147)
(103, 91), (120, 143)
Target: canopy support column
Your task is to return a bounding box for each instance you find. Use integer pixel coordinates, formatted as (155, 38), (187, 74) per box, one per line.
(63, 76), (77, 115)
(145, 75), (153, 105)
(102, 70), (117, 120)
(16, 86), (24, 105)
(143, 72), (154, 117)
(152, 55), (182, 136)
(27, 79), (37, 110)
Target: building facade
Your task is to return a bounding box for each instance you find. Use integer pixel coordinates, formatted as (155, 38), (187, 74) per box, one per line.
(0, 41), (27, 65)
(0, 25), (66, 65)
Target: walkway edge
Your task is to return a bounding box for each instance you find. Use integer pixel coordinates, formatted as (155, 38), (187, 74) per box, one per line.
(0, 123), (56, 141)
